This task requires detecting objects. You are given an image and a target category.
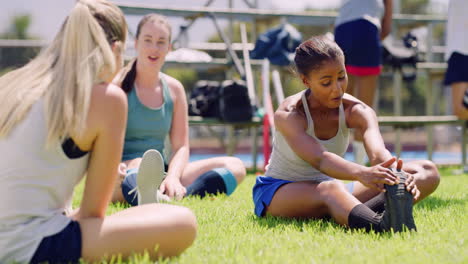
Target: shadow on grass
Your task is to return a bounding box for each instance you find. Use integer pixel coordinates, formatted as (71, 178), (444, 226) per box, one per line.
(249, 207), (430, 238)
(250, 213), (338, 232)
(416, 196), (466, 210)
(248, 215), (410, 239)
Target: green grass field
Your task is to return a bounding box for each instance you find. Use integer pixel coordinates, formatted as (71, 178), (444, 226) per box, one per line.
(73, 167), (467, 264)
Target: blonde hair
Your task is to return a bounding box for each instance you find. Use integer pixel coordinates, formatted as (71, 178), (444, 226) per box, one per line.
(0, 0), (127, 145)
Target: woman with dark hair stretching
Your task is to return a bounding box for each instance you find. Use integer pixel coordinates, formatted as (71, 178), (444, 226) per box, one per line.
(111, 14), (246, 206)
(0, 1), (196, 263)
(252, 36), (440, 232)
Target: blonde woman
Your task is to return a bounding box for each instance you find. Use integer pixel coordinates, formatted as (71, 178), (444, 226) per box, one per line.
(0, 1), (196, 263)
(111, 14), (246, 206)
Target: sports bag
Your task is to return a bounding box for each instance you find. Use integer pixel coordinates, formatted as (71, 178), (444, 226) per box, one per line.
(218, 80), (253, 122)
(188, 80), (220, 117)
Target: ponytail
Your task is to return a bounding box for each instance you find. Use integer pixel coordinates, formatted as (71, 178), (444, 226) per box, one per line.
(120, 58), (138, 93)
(45, 1), (117, 143)
(0, 0), (127, 145)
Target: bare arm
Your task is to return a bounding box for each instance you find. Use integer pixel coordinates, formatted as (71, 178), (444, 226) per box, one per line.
(347, 102), (394, 166)
(160, 76), (190, 198)
(381, 0), (393, 40)
(275, 109), (360, 181)
(275, 95), (397, 191)
(74, 83), (128, 219)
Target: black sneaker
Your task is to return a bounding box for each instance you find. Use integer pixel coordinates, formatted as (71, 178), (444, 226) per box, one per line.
(382, 169), (417, 232)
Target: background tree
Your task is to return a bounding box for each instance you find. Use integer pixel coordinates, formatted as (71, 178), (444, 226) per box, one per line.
(0, 14), (41, 74)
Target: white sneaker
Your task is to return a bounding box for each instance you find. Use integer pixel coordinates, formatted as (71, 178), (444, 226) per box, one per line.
(136, 149), (165, 205)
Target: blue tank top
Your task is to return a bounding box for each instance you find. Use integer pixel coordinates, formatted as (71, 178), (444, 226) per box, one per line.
(123, 75), (173, 162)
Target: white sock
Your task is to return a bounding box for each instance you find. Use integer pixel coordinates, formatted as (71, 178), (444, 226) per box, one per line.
(353, 141), (367, 165)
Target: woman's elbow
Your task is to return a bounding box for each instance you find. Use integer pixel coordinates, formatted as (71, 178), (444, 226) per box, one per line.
(306, 152), (325, 171)
(77, 208), (106, 220)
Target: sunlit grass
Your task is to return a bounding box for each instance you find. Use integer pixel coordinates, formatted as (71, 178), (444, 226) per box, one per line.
(73, 167), (467, 264)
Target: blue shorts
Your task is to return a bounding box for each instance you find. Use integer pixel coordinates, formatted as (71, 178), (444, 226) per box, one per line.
(252, 176), (355, 217)
(444, 52), (468, 85)
(31, 220), (82, 264)
(334, 19), (382, 75)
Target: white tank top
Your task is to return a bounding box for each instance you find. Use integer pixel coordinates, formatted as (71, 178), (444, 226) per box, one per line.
(0, 100), (89, 263)
(335, 0), (385, 29)
(265, 91), (350, 182)
(445, 0), (468, 59)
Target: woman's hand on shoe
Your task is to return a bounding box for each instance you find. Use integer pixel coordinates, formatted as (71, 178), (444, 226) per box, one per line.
(404, 172), (420, 200)
(398, 159), (421, 200)
(160, 178), (187, 200)
(358, 157), (399, 192)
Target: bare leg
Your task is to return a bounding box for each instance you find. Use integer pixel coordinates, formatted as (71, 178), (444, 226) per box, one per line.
(451, 82), (468, 119)
(112, 156), (246, 202)
(124, 157), (143, 170)
(266, 180), (362, 226)
(352, 74), (379, 142)
(351, 160), (440, 203)
(111, 184), (125, 203)
(399, 160), (440, 202)
(111, 158), (142, 203)
(180, 156), (246, 186)
(79, 203), (197, 262)
(354, 74), (379, 109)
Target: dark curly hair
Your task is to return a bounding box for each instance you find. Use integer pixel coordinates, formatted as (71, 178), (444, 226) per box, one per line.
(294, 35), (344, 76)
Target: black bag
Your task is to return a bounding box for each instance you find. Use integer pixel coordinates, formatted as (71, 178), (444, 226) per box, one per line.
(188, 80), (220, 117)
(382, 32), (424, 82)
(218, 80), (253, 122)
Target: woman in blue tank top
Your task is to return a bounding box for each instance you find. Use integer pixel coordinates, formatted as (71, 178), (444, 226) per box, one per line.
(253, 36), (440, 233)
(111, 14), (246, 206)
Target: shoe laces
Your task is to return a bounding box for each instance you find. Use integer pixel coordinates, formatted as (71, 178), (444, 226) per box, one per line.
(128, 171), (169, 204)
(127, 187), (139, 204)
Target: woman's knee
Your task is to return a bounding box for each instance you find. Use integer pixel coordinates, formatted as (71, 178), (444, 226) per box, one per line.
(407, 160), (440, 199)
(420, 160), (441, 190)
(316, 180), (348, 199)
(167, 206), (197, 240)
(153, 205), (197, 257)
(220, 157), (246, 183)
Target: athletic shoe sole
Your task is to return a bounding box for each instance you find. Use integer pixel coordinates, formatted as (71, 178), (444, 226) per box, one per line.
(383, 169), (417, 232)
(137, 149), (165, 205)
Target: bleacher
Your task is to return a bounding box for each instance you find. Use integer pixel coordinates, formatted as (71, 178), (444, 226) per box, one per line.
(115, 1), (468, 169)
(2, 1), (465, 169)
